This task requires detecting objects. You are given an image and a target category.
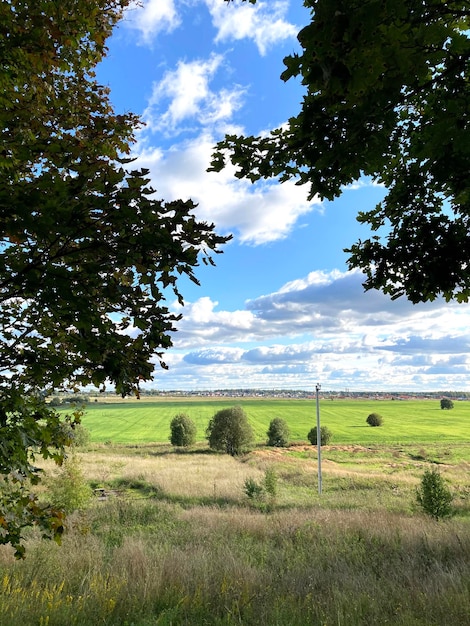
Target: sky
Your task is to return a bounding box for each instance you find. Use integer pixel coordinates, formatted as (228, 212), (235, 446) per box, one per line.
(96, 0), (470, 392)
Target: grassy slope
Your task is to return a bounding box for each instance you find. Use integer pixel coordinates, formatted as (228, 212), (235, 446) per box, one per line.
(79, 398), (470, 445)
(3, 440), (470, 625)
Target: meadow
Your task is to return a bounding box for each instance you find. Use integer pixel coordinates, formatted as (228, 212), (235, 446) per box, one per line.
(0, 397), (470, 625)
(79, 397), (470, 445)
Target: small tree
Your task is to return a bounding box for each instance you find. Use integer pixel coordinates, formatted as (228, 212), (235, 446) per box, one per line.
(169, 413), (197, 447)
(416, 466), (453, 520)
(47, 455), (92, 514)
(266, 417), (290, 447)
(206, 406), (254, 456)
(440, 398), (454, 410)
(367, 413), (383, 427)
(244, 468), (278, 505)
(307, 426), (332, 446)
(61, 423), (91, 448)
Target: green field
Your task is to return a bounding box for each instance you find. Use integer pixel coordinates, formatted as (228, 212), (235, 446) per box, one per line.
(79, 398), (470, 445)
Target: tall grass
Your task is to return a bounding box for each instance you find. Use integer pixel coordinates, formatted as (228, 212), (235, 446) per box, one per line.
(2, 507), (470, 625)
(1, 443), (470, 625)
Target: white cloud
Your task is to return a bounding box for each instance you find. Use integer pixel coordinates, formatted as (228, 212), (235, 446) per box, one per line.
(135, 133), (320, 245)
(184, 346), (244, 364)
(148, 269), (470, 390)
(125, 0), (180, 42)
(204, 0), (298, 55)
(142, 55), (245, 135)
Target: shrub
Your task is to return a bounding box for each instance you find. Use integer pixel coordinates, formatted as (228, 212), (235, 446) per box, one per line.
(263, 467), (278, 499)
(47, 454), (92, 513)
(366, 413), (383, 427)
(169, 413), (197, 447)
(307, 426), (332, 446)
(243, 477), (264, 500)
(206, 406), (254, 456)
(440, 398), (454, 410)
(60, 422), (91, 448)
(266, 417), (290, 447)
(416, 466), (453, 520)
(243, 469), (277, 502)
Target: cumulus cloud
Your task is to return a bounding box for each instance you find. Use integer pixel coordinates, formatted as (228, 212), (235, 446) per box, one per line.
(379, 335), (470, 355)
(128, 12), (321, 246)
(142, 55), (245, 136)
(246, 269), (441, 325)
(150, 267), (470, 390)
(183, 346), (244, 364)
(125, 0), (180, 42)
(204, 0), (298, 55)
(135, 133), (320, 245)
(170, 297), (259, 347)
(170, 271), (470, 354)
(125, 0), (297, 52)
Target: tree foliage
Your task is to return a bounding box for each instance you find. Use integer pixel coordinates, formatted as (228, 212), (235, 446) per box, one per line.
(416, 466), (453, 520)
(216, 0), (470, 303)
(266, 417), (290, 447)
(169, 413), (197, 447)
(307, 425), (332, 446)
(47, 454), (93, 514)
(440, 398), (454, 410)
(0, 0), (228, 555)
(206, 406), (254, 456)
(366, 413), (383, 427)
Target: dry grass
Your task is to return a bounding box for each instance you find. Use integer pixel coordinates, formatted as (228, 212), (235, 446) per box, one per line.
(74, 449), (264, 501)
(3, 442), (470, 625)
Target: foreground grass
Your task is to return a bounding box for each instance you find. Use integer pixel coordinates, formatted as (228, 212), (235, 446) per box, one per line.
(1, 443), (470, 625)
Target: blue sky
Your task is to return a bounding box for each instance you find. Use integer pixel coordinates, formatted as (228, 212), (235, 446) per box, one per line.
(98, 0), (470, 392)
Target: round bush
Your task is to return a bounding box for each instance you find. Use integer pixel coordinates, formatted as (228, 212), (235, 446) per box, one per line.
(169, 413), (197, 447)
(366, 413), (383, 427)
(307, 426), (332, 446)
(440, 398), (454, 410)
(266, 417), (290, 447)
(206, 406), (254, 456)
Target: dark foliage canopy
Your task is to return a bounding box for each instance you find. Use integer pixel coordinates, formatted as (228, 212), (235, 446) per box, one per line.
(440, 398), (454, 410)
(170, 414), (197, 447)
(216, 0), (470, 303)
(206, 406), (254, 456)
(266, 417), (290, 447)
(366, 413), (384, 427)
(307, 425), (332, 446)
(0, 0), (228, 555)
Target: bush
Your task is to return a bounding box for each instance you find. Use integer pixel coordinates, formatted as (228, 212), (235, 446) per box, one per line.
(243, 477), (264, 500)
(266, 417), (290, 447)
(243, 469), (278, 503)
(440, 398), (454, 410)
(47, 454), (92, 513)
(206, 406), (254, 456)
(416, 466), (453, 520)
(169, 413), (197, 447)
(263, 467), (278, 499)
(366, 413), (383, 427)
(60, 422), (91, 448)
(307, 426), (332, 446)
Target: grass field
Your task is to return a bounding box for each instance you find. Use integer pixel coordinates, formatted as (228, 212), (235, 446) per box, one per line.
(0, 398), (468, 625)
(79, 397), (470, 445)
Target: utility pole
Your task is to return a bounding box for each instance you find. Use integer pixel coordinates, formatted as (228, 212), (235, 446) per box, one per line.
(316, 383), (322, 494)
